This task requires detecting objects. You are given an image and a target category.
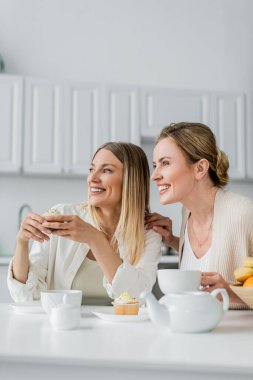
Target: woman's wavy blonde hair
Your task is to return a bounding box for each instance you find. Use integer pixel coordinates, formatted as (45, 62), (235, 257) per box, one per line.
(156, 122), (229, 187)
(87, 142), (150, 265)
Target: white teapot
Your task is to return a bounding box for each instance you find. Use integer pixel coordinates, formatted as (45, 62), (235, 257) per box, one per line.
(141, 289), (229, 333)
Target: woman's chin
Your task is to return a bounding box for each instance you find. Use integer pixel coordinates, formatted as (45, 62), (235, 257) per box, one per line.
(160, 196), (173, 205)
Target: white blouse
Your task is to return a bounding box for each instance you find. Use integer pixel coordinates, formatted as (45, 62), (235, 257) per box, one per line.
(8, 203), (162, 302)
(180, 220), (211, 272)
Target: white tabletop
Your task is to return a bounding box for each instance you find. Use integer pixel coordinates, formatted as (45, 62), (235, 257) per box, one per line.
(1, 303), (253, 380)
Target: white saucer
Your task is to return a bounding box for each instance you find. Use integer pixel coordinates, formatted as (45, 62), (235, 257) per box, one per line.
(92, 308), (149, 323)
(9, 301), (44, 314)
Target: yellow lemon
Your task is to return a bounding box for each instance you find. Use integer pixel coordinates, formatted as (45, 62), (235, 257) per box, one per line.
(234, 267), (253, 283)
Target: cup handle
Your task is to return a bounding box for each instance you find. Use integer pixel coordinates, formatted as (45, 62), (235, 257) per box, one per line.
(210, 288), (229, 311)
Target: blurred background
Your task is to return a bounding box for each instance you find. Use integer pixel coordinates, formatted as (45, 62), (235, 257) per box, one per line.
(0, 0), (253, 258)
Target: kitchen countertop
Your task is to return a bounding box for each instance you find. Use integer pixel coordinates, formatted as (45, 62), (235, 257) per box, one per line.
(0, 256), (11, 265)
(0, 254), (179, 266)
(1, 303), (253, 380)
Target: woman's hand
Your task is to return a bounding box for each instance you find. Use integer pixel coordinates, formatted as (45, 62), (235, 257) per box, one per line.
(43, 215), (122, 283)
(201, 272), (246, 304)
(17, 213), (51, 244)
(145, 212), (179, 251)
(42, 215), (101, 244)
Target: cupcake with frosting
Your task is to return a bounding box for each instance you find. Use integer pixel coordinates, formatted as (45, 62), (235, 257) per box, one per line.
(113, 292), (139, 315)
(43, 208), (62, 217)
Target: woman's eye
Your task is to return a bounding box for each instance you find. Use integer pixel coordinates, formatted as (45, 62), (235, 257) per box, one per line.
(152, 164), (157, 169)
(103, 168), (112, 173)
(89, 167), (95, 173)
(162, 161), (170, 166)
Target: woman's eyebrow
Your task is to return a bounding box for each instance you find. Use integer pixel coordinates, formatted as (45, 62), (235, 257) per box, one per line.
(90, 163), (117, 168)
(153, 156), (172, 164)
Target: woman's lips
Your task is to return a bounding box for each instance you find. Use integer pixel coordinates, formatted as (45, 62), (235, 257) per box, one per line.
(158, 184), (170, 194)
(89, 187), (106, 195)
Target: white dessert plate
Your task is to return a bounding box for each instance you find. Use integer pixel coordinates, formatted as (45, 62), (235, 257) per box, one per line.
(92, 308), (149, 323)
(9, 301), (44, 314)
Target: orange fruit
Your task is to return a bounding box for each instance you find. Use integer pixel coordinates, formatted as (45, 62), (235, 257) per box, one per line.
(243, 276), (253, 287)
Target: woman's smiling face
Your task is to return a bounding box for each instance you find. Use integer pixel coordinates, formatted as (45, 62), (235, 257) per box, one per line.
(151, 137), (196, 205)
(88, 149), (123, 209)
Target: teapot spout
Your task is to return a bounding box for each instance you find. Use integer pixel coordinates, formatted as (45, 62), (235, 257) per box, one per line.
(140, 291), (170, 327)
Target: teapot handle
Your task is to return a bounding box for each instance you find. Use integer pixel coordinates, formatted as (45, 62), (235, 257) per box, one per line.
(210, 288), (229, 311)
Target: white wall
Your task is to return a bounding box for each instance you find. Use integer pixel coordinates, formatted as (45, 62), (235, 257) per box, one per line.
(0, 0), (253, 255)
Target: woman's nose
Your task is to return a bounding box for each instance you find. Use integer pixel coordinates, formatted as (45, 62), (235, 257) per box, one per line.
(88, 171), (100, 182)
(151, 166), (161, 181)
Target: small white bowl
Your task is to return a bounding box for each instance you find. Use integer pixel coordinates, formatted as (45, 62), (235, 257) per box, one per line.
(41, 290), (82, 314)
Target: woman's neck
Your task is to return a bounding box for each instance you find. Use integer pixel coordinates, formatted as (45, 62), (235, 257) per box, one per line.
(183, 184), (218, 224)
(96, 207), (120, 234)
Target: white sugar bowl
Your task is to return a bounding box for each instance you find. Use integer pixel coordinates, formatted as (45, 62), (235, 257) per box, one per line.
(49, 294), (80, 330)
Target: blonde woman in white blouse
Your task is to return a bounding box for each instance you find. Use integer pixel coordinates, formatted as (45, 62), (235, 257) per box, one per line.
(8, 142), (161, 303)
(145, 122), (253, 308)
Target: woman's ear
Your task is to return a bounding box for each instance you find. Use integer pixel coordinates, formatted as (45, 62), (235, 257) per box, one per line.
(195, 159), (209, 180)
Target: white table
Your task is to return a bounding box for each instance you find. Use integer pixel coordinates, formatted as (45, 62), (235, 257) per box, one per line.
(0, 303), (253, 380)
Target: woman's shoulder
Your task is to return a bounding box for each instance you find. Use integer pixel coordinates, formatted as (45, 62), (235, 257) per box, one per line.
(217, 188), (253, 209)
(216, 189), (253, 224)
(144, 227), (162, 244)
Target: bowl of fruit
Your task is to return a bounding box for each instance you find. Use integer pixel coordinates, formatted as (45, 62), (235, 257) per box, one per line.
(230, 257), (253, 309)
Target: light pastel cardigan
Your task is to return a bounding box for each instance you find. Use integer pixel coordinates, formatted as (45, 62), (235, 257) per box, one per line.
(179, 189), (253, 309)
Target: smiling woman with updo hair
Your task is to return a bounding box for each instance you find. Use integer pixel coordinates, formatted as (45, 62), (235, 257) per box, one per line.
(145, 122), (253, 309)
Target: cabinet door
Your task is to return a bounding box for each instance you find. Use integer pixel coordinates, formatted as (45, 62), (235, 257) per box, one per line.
(24, 78), (64, 174)
(141, 88), (211, 139)
(64, 83), (101, 175)
(104, 85), (140, 144)
(214, 92), (246, 179)
(0, 75), (23, 173)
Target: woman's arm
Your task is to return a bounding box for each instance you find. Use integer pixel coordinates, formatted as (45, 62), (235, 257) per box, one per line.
(13, 213), (50, 283)
(103, 229), (162, 298)
(145, 212), (179, 252)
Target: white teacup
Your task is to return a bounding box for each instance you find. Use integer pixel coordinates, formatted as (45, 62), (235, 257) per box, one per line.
(158, 269), (201, 294)
(41, 290), (82, 315)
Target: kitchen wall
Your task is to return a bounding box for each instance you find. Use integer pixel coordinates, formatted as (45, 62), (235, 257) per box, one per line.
(0, 0), (253, 256)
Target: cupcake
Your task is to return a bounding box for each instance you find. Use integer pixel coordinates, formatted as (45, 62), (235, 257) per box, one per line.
(43, 208), (62, 217)
(113, 292), (139, 315)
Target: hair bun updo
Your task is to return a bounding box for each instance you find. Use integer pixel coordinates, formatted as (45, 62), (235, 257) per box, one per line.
(215, 147), (229, 187)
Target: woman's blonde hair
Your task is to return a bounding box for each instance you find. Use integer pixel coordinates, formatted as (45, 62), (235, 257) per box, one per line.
(156, 122), (229, 187)
(87, 142), (150, 265)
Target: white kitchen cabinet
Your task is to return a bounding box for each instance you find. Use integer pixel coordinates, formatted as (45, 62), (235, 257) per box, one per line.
(23, 78), (64, 174)
(64, 82), (101, 175)
(64, 84), (140, 175)
(213, 92), (246, 180)
(103, 85), (140, 145)
(141, 87), (211, 139)
(0, 74), (250, 180)
(0, 75), (23, 173)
